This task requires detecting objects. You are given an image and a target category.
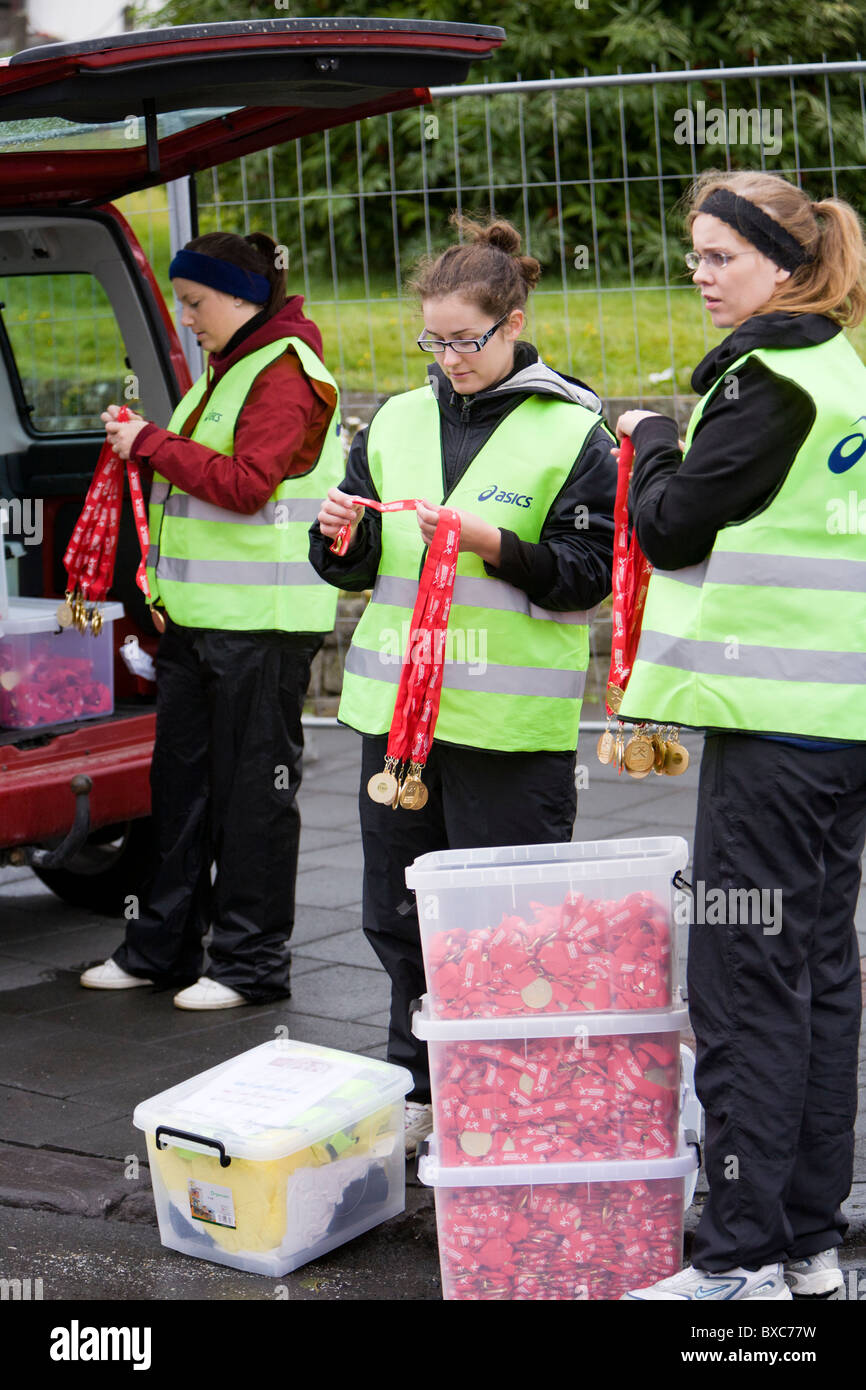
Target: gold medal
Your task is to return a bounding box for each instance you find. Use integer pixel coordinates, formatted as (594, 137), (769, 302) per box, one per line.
(663, 741), (689, 776)
(624, 735), (654, 774)
(399, 777), (428, 811)
(398, 761), (428, 810)
(91, 609), (103, 637)
(596, 730), (615, 765)
(606, 684), (625, 714)
(151, 607), (167, 634)
(652, 732), (667, 773)
(56, 597), (74, 628)
(367, 770), (399, 804)
(614, 726), (625, 774)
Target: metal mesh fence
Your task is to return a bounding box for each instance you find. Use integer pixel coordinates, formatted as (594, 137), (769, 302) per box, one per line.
(183, 60), (866, 411)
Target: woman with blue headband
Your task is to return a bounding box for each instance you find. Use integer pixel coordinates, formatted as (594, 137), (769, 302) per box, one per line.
(615, 170), (866, 1301)
(81, 232), (344, 1009)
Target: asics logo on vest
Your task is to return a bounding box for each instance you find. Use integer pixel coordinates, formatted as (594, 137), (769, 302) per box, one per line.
(828, 416), (866, 474)
(203, 411), (223, 422)
(477, 485), (533, 507)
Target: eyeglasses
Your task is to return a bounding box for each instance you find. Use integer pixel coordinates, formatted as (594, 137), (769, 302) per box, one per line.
(416, 312), (509, 354)
(685, 250), (759, 272)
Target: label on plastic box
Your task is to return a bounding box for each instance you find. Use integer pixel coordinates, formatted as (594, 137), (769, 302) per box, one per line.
(188, 1179), (236, 1229)
(182, 1051), (353, 1139)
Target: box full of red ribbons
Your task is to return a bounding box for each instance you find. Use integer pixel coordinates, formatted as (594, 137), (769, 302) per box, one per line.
(0, 598), (123, 730)
(412, 999), (686, 1167)
(418, 1138), (698, 1300)
(405, 838), (688, 1020)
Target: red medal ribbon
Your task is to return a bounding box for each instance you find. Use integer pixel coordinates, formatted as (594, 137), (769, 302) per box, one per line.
(606, 438), (652, 715)
(63, 406), (154, 607)
(329, 495), (421, 556)
(333, 496), (460, 771)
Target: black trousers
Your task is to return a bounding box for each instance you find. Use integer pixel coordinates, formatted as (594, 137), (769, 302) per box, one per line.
(115, 622), (322, 1002)
(359, 733), (578, 1100)
(688, 733), (866, 1271)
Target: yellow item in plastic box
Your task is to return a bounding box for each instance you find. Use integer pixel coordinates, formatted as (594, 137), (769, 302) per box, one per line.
(149, 1105), (396, 1255)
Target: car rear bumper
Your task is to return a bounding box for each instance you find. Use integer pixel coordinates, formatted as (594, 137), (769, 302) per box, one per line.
(0, 710), (154, 847)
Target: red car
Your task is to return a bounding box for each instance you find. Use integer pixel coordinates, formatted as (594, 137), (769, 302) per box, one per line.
(0, 16), (503, 910)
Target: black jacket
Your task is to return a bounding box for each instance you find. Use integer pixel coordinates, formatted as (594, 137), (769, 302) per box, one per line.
(308, 342), (617, 611)
(628, 312), (839, 568)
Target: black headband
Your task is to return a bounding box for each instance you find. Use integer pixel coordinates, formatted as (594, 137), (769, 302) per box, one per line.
(168, 249), (270, 304)
(698, 189), (814, 272)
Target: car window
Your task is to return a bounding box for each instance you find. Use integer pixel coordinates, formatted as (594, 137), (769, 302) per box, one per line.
(0, 272), (129, 433)
(0, 109), (241, 155)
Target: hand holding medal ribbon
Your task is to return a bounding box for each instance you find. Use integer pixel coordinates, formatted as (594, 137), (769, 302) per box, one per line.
(599, 437), (688, 778)
(331, 499), (460, 810)
(60, 406), (165, 635)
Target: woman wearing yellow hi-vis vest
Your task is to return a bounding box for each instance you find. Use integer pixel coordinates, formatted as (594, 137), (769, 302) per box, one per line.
(80, 232), (343, 1009)
(311, 216), (617, 1153)
(614, 171), (866, 1302)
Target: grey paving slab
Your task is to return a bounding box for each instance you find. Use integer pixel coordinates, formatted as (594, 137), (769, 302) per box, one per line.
(294, 793), (360, 830)
(285, 964), (390, 1022)
(292, 903), (362, 943)
(265, 1010), (388, 1054)
(0, 1017), (192, 1099)
(298, 825), (361, 853)
(1, 984), (285, 1045)
(354, 1009), (391, 1029)
(0, 921), (127, 970)
(299, 842), (366, 873)
(0, 1083), (129, 1148)
(0, 958), (61, 992)
(294, 869), (363, 910)
(294, 928), (379, 970)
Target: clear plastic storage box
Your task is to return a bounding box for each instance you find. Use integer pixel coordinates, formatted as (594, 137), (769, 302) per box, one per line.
(133, 1040), (414, 1276)
(412, 998), (687, 1166)
(405, 837), (688, 1021)
(0, 597), (124, 730)
(419, 1138), (698, 1300)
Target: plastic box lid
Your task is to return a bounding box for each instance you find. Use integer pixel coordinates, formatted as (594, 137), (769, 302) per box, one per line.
(405, 836), (689, 891)
(133, 1039), (414, 1162)
(411, 996), (688, 1041)
(418, 1134), (699, 1189)
(0, 596), (124, 636)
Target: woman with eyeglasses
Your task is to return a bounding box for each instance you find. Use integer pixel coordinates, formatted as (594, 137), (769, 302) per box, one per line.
(615, 170), (866, 1301)
(310, 214), (617, 1153)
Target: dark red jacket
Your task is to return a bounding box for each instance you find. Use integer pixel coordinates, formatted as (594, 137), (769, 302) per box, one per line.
(132, 298), (335, 514)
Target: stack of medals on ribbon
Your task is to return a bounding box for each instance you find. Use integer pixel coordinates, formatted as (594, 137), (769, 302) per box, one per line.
(597, 437), (689, 780)
(60, 405), (165, 637)
(331, 496), (460, 810)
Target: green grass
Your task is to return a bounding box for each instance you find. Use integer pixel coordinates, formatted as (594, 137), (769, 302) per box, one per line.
(6, 189), (866, 407)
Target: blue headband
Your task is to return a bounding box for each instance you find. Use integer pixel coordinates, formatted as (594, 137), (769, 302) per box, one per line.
(168, 248), (271, 305)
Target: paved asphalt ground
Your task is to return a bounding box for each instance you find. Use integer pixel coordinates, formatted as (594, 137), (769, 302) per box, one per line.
(1, 724), (864, 1330)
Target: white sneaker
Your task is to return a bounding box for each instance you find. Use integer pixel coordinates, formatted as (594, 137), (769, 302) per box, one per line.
(173, 977), (248, 1010)
(784, 1249), (845, 1298)
(404, 1101), (433, 1158)
(621, 1263), (793, 1300)
(80, 959), (152, 989)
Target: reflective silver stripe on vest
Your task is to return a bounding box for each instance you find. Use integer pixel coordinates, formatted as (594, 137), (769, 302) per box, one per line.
(655, 552), (865, 593)
(638, 629), (866, 684)
(161, 495), (323, 526)
(150, 480), (170, 506)
(155, 557), (328, 586)
(147, 544), (159, 568)
(344, 644), (585, 697)
(371, 574), (588, 625)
